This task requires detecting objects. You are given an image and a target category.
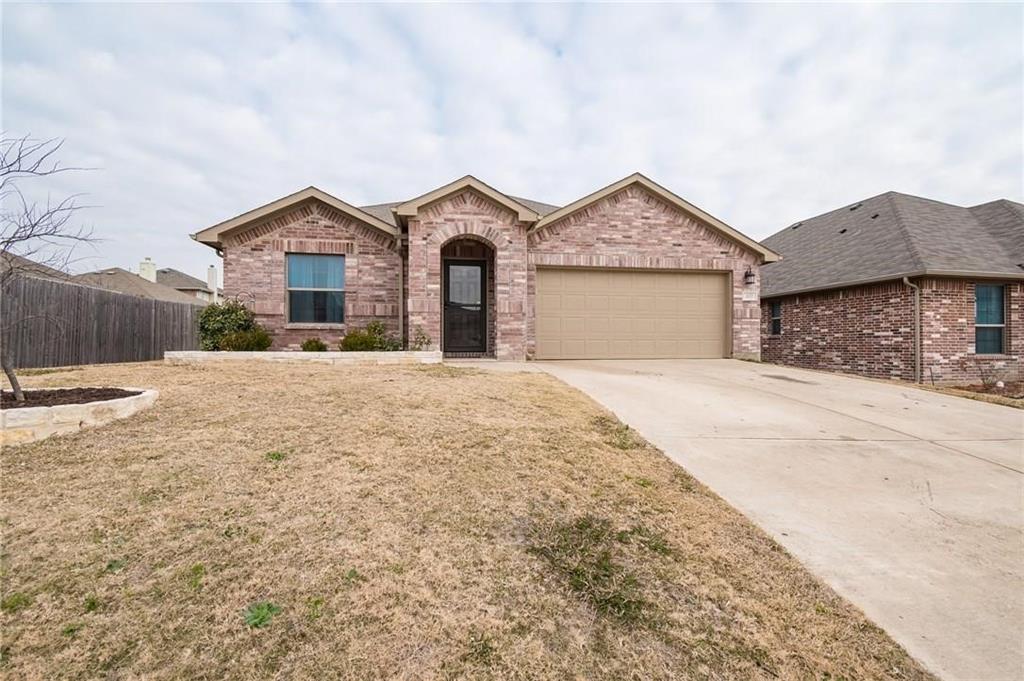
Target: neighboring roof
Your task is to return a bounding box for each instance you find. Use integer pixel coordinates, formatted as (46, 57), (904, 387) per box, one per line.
(0, 251), (72, 282)
(532, 173), (781, 263)
(157, 267), (212, 293)
(193, 186), (400, 249)
(394, 176), (541, 222)
(761, 192), (1024, 298)
(74, 268), (207, 305)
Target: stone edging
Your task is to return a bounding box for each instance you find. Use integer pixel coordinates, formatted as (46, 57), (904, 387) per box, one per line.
(1, 388), (158, 447)
(164, 350), (443, 365)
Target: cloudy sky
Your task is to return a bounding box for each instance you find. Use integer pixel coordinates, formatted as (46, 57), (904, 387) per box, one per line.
(3, 2), (1021, 281)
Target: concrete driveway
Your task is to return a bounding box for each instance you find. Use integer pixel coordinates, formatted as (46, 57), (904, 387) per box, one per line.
(539, 359), (1023, 681)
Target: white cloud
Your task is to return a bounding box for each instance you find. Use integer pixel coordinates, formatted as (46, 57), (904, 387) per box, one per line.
(2, 2), (1020, 280)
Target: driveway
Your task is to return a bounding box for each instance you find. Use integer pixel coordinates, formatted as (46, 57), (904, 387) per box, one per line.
(539, 359), (1023, 681)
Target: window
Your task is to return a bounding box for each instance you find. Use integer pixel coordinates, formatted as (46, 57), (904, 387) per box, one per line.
(975, 284), (1004, 354)
(287, 254), (344, 323)
(770, 301), (782, 335)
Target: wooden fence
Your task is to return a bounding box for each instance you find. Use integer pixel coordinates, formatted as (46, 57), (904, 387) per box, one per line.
(1, 275), (201, 368)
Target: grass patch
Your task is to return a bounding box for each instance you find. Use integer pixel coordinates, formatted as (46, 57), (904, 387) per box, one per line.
(83, 594), (101, 613)
(61, 622), (84, 637)
(1, 592), (31, 613)
(265, 451), (287, 463)
(591, 415), (645, 450)
(184, 563), (205, 591)
(306, 596), (324, 621)
(243, 601), (281, 629)
(104, 559), (126, 574)
(529, 515), (659, 628)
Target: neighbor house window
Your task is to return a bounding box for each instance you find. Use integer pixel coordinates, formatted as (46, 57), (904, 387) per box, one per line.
(770, 301), (782, 335)
(287, 254), (344, 323)
(975, 284), (1004, 354)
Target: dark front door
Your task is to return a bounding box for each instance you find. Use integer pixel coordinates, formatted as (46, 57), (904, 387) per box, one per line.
(443, 260), (486, 353)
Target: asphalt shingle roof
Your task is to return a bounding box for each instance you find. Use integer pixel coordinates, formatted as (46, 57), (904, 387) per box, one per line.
(760, 192), (1024, 297)
(74, 268), (207, 305)
(357, 195), (560, 228)
(156, 267), (212, 293)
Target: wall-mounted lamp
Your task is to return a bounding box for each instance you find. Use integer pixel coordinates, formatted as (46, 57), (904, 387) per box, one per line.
(743, 267), (756, 286)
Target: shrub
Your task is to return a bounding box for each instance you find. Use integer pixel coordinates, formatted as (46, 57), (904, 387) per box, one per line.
(219, 328), (273, 351)
(301, 337), (328, 352)
(199, 300), (259, 350)
(339, 320), (401, 352)
(409, 326), (432, 351)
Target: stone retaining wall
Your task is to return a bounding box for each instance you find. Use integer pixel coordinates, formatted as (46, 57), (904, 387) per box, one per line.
(1, 388), (158, 446)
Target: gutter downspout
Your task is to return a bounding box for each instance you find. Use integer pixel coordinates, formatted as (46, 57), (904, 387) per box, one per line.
(396, 236), (405, 345)
(903, 277), (921, 383)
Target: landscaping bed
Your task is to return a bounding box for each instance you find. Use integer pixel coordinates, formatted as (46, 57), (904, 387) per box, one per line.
(0, 361), (934, 680)
(1, 387), (140, 410)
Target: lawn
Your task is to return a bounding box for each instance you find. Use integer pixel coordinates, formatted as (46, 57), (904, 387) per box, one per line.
(1, 361), (933, 680)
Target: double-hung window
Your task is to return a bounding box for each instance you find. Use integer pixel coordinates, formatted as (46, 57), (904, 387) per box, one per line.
(974, 284), (1005, 354)
(287, 254), (344, 324)
(770, 301), (782, 335)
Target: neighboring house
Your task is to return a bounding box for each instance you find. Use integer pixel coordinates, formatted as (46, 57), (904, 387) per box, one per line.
(152, 264), (222, 303)
(192, 173), (778, 359)
(0, 251), (73, 282)
(760, 192), (1023, 384)
(74, 267), (208, 306)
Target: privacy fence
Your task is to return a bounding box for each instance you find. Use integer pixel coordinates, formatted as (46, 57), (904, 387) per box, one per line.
(1, 275), (201, 368)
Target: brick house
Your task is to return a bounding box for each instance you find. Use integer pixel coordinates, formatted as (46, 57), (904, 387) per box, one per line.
(192, 173), (778, 360)
(759, 192), (1023, 384)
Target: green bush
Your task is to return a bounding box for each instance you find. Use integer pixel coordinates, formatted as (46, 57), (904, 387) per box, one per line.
(301, 337), (328, 352)
(339, 320), (401, 352)
(219, 328), (273, 351)
(199, 300), (260, 350)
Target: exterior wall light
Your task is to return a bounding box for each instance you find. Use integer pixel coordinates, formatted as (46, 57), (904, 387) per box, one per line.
(743, 267), (756, 286)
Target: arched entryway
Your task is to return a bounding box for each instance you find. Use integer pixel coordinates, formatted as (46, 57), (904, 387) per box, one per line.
(440, 237), (496, 357)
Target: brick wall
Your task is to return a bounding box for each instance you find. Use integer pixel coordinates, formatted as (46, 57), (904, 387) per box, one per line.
(222, 201), (401, 350)
(760, 281), (915, 380)
(760, 278), (1022, 384)
(527, 184), (763, 359)
(920, 278), (1021, 384)
(405, 189), (529, 360)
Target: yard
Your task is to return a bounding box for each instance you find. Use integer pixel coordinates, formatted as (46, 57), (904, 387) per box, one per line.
(1, 361), (933, 680)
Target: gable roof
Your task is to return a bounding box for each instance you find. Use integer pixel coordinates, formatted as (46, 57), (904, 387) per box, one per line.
(157, 267), (212, 293)
(74, 268), (207, 305)
(193, 186), (400, 250)
(761, 192), (1024, 298)
(532, 173), (780, 263)
(394, 175), (541, 222)
(1, 251), (73, 282)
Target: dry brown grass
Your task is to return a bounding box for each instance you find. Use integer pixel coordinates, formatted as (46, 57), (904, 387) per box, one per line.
(1, 361), (934, 680)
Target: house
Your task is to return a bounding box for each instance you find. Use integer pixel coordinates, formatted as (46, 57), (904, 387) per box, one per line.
(192, 173), (778, 359)
(147, 261), (222, 303)
(74, 267), (208, 306)
(759, 192), (1023, 384)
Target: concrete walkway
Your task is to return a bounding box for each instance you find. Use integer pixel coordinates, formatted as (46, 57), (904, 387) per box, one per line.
(538, 359), (1023, 681)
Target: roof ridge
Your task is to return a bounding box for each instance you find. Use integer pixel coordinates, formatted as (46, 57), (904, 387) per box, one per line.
(884, 193), (926, 273)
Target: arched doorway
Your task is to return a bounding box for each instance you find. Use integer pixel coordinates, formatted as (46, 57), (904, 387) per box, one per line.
(440, 237), (496, 357)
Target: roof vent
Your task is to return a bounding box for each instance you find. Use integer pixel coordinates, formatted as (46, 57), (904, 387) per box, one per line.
(1018, 263), (1024, 271)
(839, 228), (847, 234)
(849, 203), (862, 211)
(791, 222), (802, 230)
(870, 213), (879, 219)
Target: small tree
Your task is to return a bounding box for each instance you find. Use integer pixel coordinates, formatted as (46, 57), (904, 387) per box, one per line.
(0, 135), (93, 401)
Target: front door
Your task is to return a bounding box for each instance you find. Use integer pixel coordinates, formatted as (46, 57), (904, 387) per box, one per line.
(443, 260), (486, 353)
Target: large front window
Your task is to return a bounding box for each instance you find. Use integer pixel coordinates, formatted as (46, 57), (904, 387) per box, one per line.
(975, 284), (1004, 354)
(287, 254), (344, 323)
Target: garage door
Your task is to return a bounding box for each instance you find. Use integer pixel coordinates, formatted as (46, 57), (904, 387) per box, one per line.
(535, 268), (729, 359)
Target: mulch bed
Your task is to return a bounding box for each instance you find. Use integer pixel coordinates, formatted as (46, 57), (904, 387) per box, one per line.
(0, 387), (141, 410)
(955, 381), (1024, 400)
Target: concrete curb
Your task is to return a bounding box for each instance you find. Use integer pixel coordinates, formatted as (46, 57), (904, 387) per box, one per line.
(1, 388), (158, 447)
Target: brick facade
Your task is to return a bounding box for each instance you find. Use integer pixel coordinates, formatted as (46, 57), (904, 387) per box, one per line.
(761, 278), (1022, 384)
(528, 184), (763, 359)
(222, 201), (400, 350)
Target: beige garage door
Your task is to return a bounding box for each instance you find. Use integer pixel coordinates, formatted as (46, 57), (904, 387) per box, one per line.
(535, 268), (729, 359)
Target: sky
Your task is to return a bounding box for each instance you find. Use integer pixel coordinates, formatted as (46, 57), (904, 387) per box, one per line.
(3, 2), (1022, 282)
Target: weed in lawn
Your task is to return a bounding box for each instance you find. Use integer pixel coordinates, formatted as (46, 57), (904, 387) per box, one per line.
(629, 476), (654, 488)
(243, 601), (281, 628)
(616, 525), (674, 557)
(591, 415), (645, 450)
(528, 515), (658, 627)
(463, 629), (497, 666)
(343, 568), (366, 585)
(306, 596), (324, 621)
(83, 594), (101, 613)
(104, 559), (126, 574)
(265, 451), (286, 463)
(1, 592), (31, 613)
(62, 622), (84, 637)
(185, 564), (205, 591)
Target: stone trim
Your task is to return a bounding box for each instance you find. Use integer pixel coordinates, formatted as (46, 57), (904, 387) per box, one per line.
(165, 351), (442, 365)
(0, 388), (158, 447)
